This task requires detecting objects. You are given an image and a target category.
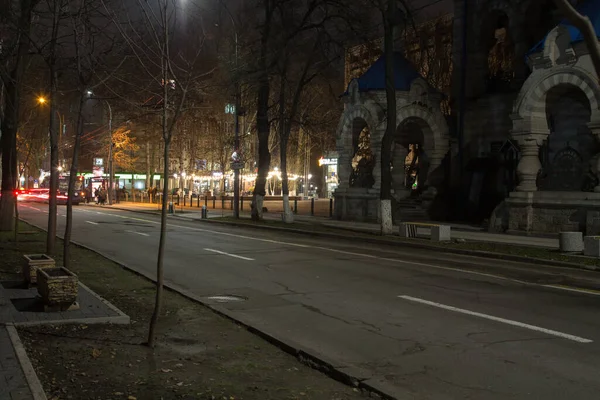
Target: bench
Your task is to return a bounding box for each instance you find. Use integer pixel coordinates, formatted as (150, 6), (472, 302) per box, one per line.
(399, 222), (451, 242)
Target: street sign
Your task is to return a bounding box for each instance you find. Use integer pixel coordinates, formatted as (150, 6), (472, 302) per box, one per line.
(230, 162), (244, 170)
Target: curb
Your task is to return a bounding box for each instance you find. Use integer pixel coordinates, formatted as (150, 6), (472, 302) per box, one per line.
(170, 215), (599, 272)
(6, 324), (48, 400)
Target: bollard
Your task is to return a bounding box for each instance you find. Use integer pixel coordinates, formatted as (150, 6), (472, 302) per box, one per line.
(294, 198), (298, 215)
(212, 196), (216, 209)
(168, 201), (174, 214)
(183, 195), (186, 207)
(201, 205), (208, 219)
(311, 197), (315, 216)
(329, 198), (333, 218)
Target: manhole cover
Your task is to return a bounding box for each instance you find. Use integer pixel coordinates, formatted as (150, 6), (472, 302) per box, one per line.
(205, 295), (247, 303)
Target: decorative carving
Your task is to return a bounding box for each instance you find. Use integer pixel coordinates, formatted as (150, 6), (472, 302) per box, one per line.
(543, 146), (584, 191)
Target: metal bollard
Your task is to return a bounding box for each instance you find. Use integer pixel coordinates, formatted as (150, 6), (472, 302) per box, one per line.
(201, 205), (208, 219)
(311, 197), (315, 216)
(168, 201), (174, 214)
(329, 198), (333, 217)
(294, 198), (298, 214)
(183, 195), (187, 207)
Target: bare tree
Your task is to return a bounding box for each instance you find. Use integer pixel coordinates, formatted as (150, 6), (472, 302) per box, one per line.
(553, 0), (600, 79)
(104, 0), (209, 348)
(0, 0), (40, 231)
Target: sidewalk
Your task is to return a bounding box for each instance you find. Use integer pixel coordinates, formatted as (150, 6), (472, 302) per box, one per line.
(0, 325), (35, 400)
(96, 202), (559, 250)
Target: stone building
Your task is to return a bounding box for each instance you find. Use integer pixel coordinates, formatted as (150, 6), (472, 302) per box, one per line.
(335, 0), (600, 234)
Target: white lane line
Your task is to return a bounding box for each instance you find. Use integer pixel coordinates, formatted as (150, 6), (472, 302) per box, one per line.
(85, 221), (98, 225)
(125, 230), (149, 237)
(398, 295), (593, 344)
(70, 209), (600, 297)
(204, 248), (254, 261)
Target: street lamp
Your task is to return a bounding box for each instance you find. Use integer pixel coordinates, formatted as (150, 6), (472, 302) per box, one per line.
(217, 1), (241, 218)
(37, 96), (47, 104)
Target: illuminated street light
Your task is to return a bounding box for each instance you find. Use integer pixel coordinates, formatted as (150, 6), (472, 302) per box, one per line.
(181, 172), (187, 178)
(57, 166), (63, 171)
(37, 96), (47, 104)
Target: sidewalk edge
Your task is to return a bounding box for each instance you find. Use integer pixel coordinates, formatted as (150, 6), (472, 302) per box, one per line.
(5, 324), (48, 400)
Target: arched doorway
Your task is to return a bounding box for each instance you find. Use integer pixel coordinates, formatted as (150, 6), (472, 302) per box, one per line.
(349, 118), (375, 189)
(392, 117), (434, 198)
(538, 84), (596, 191)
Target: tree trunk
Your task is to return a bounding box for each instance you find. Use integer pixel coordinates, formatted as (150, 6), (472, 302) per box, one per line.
(63, 93), (85, 270)
(380, 0), (397, 235)
(47, 70), (59, 255)
(281, 134), (293, 223)
(0, 0), (36, 231)
(252, 1), (272, 221)
(148, 139), (169, 348)
(553, 0), (600, 78)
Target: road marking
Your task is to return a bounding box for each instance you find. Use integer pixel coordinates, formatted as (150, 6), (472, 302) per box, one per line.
(398, 295), (593, 344)
(125, 230), (149, 237)
(39, 207), (600, 298)
(85, 221), (98, 225)
(204, 248), (254, 261)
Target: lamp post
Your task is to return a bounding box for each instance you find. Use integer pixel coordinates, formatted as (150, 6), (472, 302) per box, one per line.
(218, 2), (241, 218)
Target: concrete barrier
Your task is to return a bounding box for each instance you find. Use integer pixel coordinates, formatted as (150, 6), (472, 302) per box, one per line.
(559, 232), (584, 253)
(431, 225), (451, 242)
(584, 236), (600, 257)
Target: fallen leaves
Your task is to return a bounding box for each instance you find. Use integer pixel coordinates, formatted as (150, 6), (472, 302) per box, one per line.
(91, 348), (101, 358)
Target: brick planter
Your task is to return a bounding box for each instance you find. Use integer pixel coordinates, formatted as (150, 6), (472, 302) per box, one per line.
(22, 254), (55, 285)
(37, 267), (78, 310)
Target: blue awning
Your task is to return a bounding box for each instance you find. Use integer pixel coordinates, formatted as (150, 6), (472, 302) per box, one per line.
(529, 0), (600, 55)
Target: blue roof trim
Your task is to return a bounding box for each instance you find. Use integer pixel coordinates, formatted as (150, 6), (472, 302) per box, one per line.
(342, 52), (421, 95)
(528, 0), (600, 55)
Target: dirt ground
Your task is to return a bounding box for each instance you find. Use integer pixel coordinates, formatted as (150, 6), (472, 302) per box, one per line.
(1, 223), (368, 400)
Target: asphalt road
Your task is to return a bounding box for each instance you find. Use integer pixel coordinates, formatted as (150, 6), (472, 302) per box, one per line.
(19, 203), (600, 399)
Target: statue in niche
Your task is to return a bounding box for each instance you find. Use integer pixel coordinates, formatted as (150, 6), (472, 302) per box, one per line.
(350, 126), (374, 188)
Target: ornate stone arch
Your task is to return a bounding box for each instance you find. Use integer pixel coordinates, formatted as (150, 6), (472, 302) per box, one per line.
(336, 104), (379, 148)
(513, 66), (600, 131)
(395, 103), (449, 155)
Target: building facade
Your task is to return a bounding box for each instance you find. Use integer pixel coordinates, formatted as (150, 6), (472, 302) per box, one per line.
(335, 0), (600, 234)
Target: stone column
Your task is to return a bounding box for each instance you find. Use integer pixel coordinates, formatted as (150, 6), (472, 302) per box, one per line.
(515, 136), (542, 192)
(337, 149), (352, 190)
